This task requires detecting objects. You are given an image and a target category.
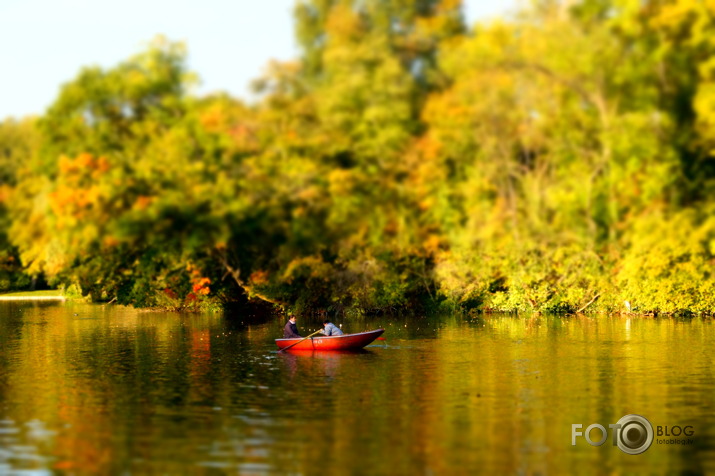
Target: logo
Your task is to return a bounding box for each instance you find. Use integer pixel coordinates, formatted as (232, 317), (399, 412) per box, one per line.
(572, 414), (654, 455)
(572, 414), (695, 454)
(613, 414), (654, 455)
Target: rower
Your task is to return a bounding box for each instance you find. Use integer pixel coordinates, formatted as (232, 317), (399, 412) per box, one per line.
(320, 319), (344, 336)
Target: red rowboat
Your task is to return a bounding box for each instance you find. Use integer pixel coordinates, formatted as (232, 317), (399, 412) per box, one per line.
(275, 329), (385, 351)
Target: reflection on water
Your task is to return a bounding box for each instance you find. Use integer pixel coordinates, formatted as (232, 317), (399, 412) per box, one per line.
(0, 302), (713, 474)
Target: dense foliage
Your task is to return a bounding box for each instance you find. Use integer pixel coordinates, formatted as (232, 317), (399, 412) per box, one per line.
(2, 0), (715, 315)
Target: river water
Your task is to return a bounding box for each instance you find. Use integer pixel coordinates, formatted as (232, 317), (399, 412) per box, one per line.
(0, 301), (713, 474)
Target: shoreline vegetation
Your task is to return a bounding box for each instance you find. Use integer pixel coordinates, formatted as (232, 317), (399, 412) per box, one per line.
(0, 288), (710, 320)
(2, 1), (715, 316)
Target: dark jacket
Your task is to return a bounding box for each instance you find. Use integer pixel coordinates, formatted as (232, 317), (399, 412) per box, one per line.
(283, 321), (302, 338)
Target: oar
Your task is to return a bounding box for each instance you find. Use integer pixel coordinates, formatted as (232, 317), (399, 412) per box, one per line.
(279, 329), (323, 352)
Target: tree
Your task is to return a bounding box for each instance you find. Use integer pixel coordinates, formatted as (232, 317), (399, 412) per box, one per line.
(0, 118), (38, 291)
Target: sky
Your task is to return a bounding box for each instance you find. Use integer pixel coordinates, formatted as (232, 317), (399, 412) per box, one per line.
(0, 0), (517, 119)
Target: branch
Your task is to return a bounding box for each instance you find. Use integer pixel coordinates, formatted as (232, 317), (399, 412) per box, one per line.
(499, 61), (610, 127)
(215, 250), (286, 307)
(576, 293), (600, 313)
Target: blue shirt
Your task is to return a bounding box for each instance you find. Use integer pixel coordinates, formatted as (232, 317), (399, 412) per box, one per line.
(322, 323), (344, 336)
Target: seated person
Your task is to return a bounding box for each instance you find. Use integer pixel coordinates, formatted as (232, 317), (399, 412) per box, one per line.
(283, 315), (302, 338)
(321, 320), (344, 336)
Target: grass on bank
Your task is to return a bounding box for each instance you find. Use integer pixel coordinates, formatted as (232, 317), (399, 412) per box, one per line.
(0, 289), (66, 300)
(0, 289), (63, 297)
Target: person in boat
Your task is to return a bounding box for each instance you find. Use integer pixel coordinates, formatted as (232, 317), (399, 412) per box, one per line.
(320, 319), (344, 336)
(283, 315), (302, 338)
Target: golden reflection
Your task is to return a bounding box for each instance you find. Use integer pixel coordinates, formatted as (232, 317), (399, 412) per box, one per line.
(0, 304), (713, 474)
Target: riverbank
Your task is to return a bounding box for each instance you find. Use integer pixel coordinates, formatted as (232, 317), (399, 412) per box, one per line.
(0, 290), (66, 301)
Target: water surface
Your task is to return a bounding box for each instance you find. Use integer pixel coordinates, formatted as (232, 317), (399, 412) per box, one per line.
(0, 302), (713, 474)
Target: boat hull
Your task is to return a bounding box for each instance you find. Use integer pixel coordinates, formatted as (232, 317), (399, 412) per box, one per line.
(276, 329), (385, 351)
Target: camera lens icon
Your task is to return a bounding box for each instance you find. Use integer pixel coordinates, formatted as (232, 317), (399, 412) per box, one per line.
(615, 414), (654, 455)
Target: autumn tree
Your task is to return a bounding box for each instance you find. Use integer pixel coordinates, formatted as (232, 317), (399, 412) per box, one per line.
(0, 118), (38, 291)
